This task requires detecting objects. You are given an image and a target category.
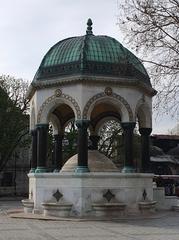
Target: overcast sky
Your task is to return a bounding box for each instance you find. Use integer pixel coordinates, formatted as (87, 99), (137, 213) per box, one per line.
(0, 0), (177, 133)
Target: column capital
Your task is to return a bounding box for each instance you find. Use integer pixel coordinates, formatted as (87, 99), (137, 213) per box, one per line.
(75, 120), (90, 129)
(139, 128), (152, 136)
(36, 123), (49, 129)
(121, 122), (136, 130)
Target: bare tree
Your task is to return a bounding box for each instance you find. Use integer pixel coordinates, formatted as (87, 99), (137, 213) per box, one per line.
(0, 75), (30, 171)
(0, 75), (29, 112)
(117, 0), (179, 115)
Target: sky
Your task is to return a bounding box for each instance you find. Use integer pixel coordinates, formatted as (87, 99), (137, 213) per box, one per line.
(0, 0), (177, 134)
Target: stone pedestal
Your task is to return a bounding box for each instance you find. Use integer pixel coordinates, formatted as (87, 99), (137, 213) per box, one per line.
(28, 172), (154, 217)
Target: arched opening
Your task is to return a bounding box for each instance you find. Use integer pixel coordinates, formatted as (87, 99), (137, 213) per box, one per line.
(51, 104), (75, 128)
(90, 101), (121, 132)
(83, 92), (133, 122)
(48, 103), (75, 171)
(62, 118), (78, 164)
(89, 102), (123, 170)
(97, 119), (123, 169)
(88, 100), (136, 173)
(32, 103), (76, 173)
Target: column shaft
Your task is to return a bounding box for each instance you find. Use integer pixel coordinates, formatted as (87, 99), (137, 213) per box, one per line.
(139, 128), (152, 172)
(121, 122), (136, 173)
(75, 120), (90, 173)
(30, 129), (37, 173)
(35, 124), (49, 173)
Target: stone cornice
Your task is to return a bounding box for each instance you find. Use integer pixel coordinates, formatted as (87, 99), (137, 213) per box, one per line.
(26, 74), (157, 100)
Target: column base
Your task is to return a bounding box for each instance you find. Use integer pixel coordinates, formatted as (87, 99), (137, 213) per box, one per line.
(35, 167), (47, 173)
(75, 166), (90, 173)
(29, 168), (36, 173)
(122, 166), (136, 173)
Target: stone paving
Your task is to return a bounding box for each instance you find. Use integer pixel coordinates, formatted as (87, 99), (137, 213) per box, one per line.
(0, 199), (179, 240)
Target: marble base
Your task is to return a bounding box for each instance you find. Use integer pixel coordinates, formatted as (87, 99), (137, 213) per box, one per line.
(138, 201), (157, 214)
(28, 172), (154, 217)
(21, 199), (34, 214)
(92, 202), (126, 217)
(42, 202), (72, 217)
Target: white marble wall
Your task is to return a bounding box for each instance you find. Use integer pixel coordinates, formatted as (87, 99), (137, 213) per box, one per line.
(28, 172), (154, 216)
(153, 187), (178, 210)
(29, 78), (152, 129)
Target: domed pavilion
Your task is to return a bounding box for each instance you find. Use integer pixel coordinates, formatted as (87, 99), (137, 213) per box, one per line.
(26, 19), (157, 217)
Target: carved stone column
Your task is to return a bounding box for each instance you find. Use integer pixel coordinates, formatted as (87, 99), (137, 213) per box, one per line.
(30, 129), (37, 173)
(139, 128), (152, 173)
(75, 120), (90, 173)
(121, 122), (136, 173)
(35, 124), (49, 173)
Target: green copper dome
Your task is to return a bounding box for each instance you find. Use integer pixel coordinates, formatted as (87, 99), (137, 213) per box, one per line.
(34, 19), (151, 86)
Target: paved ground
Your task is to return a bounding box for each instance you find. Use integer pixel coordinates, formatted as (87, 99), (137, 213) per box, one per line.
(0, 199), (179, 240)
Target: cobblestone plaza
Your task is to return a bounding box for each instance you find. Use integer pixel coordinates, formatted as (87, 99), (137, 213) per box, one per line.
(0, 200), (178, 240)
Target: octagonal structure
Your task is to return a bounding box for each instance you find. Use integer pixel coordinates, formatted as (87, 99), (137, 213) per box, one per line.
(26, 19), (157, 217)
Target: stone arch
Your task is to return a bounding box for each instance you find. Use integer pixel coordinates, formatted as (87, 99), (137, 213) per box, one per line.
(135, 98), (152, 128)
(82, 92), (133, 122)
(37, 93), (81, 124)
(49, 114), (62, 135)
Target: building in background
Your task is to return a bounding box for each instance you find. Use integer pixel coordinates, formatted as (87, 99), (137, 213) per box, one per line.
(0, 142), (30, 197)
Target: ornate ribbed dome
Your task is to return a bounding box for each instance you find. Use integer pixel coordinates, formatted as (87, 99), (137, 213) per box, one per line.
(34, 19), (151, 86)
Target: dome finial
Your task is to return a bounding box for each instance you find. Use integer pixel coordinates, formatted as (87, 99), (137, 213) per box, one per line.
(86, 18), (93, 35)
